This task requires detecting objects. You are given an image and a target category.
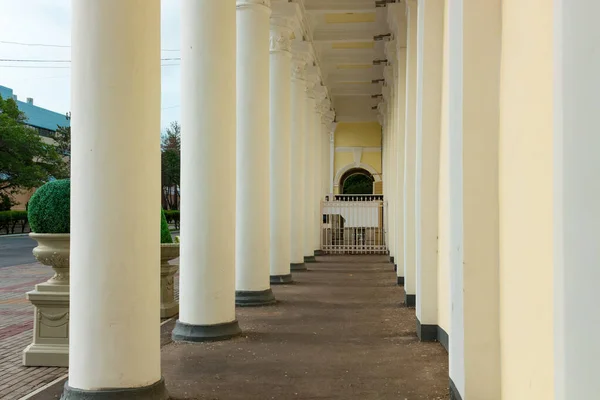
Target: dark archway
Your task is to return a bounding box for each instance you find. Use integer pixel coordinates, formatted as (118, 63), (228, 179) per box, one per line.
(340, 168), (374, 194)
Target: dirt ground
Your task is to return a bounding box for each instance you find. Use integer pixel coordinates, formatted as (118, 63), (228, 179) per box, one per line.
(162, 255), (449, 400)
(29, 255), (449, 400)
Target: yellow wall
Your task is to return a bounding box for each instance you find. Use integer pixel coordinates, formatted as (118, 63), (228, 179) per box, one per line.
(334, 122), (382, 148)
(361, 152), (382, 174)
(333, 122), (382, 193)
(499, 1), (554, 398)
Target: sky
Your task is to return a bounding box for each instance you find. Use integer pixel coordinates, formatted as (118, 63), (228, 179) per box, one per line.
(0, 0), (182, 131)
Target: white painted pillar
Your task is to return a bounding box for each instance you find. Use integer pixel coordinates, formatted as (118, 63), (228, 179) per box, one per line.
(415, 0), (443, 341)
(554, 3), (600, 398)
(329, 124), (336, 195)
(174, 0), (240, 343)
(384, 73), (396, 263)
(403, 0), (418, 307)
(395, 46), (407, 283)
(67, 1), (166, 396)
(303, 75), (317, 262)
(236, 0), (275, 305)
(269, 16), (294, 284)
(290, 54), (307, 271)
(447, 0), (502, 397)
(313, 92), (326, 253)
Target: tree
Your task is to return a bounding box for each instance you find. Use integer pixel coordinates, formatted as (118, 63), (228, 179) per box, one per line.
(161, 121), (181, 210)
(342, 174), (374, 195)
(52, 125), (71, 175)
(0, 97), (68, 210)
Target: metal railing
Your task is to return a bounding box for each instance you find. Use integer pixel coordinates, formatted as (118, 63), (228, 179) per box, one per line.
(320, 196), (387, 255)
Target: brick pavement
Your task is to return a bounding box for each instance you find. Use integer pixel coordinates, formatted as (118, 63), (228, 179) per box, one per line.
(0, 263), (66, 400)
(0, 262), (180, 400)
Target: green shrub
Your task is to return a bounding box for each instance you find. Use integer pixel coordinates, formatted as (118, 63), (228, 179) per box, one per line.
(28, 179), (70, 233)
(0, 211), (29, 234)
(163, 210), (180, 230)
(161, 208), (173, 244)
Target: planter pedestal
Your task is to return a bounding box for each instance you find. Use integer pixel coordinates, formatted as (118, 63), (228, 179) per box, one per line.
(160, 244), (180, 319)
(23, 284), (69, 367)
(23, 233), (70, 367)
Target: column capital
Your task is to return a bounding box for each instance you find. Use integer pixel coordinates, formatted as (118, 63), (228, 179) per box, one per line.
(237, 0), (271, 12)
(291, 57), (307, 81)
(270, 16), (294, 54)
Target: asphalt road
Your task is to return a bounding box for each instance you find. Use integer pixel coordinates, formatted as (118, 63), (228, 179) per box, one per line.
(0, 231), (180, 269)
(0, 235), (36, 268)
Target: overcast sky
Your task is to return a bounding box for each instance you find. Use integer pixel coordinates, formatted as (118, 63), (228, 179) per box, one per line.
(0, 0), (181, 131)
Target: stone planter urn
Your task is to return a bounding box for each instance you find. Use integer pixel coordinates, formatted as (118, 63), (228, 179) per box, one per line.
(160, 243), (180, 318)
(23, 233), (70, 367)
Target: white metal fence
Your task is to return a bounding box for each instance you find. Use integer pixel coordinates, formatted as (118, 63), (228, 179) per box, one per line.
(320, 195), (387, 255)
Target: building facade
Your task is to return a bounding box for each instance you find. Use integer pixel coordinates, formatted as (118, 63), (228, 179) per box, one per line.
(0, 85), (71, 210)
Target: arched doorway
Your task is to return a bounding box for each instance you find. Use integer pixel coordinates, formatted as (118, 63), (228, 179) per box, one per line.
(340, 168), (374, 195)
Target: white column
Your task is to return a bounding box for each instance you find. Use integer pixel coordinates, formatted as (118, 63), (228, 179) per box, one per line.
(384, 73), (396, 263)
(236, 0), (275, 305)
(403, 0), (418, 307)
(290, 53), (307, 271)
(415, 0), (443, 341)
(303, 73), (317, 262)
(554, 1), (600, 398)
(329, 125), (336, 195)
(174, 0), (240, 343)
(395, 47), (407, 283)
(269, 15), (294, 284)
(313, 91), (326, 253)
(447, 0), (502, 397)
(68, 0), (166, 396)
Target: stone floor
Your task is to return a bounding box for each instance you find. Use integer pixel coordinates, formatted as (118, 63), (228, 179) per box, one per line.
(23, 255), (450, 400)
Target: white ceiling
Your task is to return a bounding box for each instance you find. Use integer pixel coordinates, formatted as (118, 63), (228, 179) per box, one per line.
(302, 0), (394, 122)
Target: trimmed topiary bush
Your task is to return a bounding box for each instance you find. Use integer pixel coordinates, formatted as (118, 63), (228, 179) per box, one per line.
(161, 208), (173, 244)
(28, 179), (70, 234)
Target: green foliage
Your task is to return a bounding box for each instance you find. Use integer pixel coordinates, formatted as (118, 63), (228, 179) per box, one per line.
(0, 97), (68, 206)
(161, 121), (180, 210)
(0, 210), (28, 234)
(27, 179), (70, 233)
(163, 210), (180, 230)
(160, 208), (173, 244)
(51, 125), (71, 175)
(342, 174), (374, 195)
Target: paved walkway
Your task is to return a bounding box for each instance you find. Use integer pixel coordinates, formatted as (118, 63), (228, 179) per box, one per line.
(0, 263), (66, 400)
(10, 256), (449, 400)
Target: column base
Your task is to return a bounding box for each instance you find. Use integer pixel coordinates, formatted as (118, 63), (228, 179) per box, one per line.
(390, 256), (395, 264)
(235, 288), (277, 307)
(450, 378), (463, 400)
(23, 343), (68, 367)
(172, 320), (242, 342)
(291, 262), (307, 271)
(160, 302), (178, 319)
(416, 317), (438, 342)
(270, 274), (294, 285)
(404, 293), (416, 308)
(304, 256), (317, 263)
(61, 377), (168, 400)
(314, 250), (324, 256)
(397, 276), (404, 286)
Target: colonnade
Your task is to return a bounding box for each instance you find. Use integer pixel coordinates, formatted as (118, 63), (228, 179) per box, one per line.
(66, 0), (333, 398)
(63, 0), (599, 398)
(381, 1), (600, 399)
